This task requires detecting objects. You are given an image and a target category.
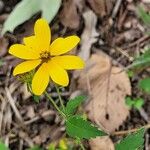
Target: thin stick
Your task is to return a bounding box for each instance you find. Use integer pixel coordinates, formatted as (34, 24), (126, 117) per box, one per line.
(112, 0), (123, 18)
(112, 123), (150, 136)
(5, 87), (24, 124)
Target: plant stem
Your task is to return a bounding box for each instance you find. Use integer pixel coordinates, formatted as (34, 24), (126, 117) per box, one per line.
(45, 91), (66, 119)
(55, 85), (65, 111)
(77, 138), (85, 150)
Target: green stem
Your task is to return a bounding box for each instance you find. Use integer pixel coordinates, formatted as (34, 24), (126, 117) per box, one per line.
(55, 85), (65, 111)
(77, 138), (85, 150)
(45, 91), (66, 119)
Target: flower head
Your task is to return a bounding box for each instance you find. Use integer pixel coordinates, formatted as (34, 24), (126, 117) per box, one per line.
(9, 18), (84, 95)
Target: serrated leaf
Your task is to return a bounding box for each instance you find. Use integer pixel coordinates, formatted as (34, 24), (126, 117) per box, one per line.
(65, 96), (87, 116)
(66, 116), (107, 139)
(115, 128), (145, 150)
(139, 78), (150, 94)
(2, 0), (61, 34)
(0, 141), (9, 150)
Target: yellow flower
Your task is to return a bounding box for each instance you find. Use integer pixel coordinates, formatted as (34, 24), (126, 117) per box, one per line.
(9, 18), (84, 95)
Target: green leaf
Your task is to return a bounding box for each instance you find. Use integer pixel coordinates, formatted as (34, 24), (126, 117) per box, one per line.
(115, 128), (145, 150)
(2, 0), (61, 34)
(26, 145), (43, 150)
(127, 70), (134, 78)
(128, 49), (150, 70)
(33, 95), (40, 103)
(138, 7), (150, 26)
(48, 143), (56, 150)
(134, 98), (144, 110)
(65, 96), (87, 116)
(41, 0), (61, 23)
(66, 115), (107, 139)
(125, 97), (134, 108)
(139, 78), (150, 94)
(0, 141), (9, 150)
(125, 97), (144, 110)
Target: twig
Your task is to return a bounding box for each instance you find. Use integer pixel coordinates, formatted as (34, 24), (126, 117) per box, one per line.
(112, 123), (150, 136)
(25, 110), (55, 125)
(112, 0), (123, 18)
(122, 35), (150, 49)
(5, 87), (24, 124)
(18, 131), (34, 147)
(139, 108), (149, 122)
(114, 47), (134, 61)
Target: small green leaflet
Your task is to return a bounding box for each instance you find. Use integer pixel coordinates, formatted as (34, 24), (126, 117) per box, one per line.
(2, 0), (61, 34)
(115, 128), (145, 150)
(65, 95), (87, 116)
(139, 78), (150, 94)
(125, 97), (144, 110)
(33, 95), (40, 103)
(66, 115), (107, 139)
(0, 141), (9, 150)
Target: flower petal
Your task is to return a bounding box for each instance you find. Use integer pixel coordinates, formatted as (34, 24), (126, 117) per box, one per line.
(51, 55), (85, 70)
(23, 36), (38, 49)
(50, 36), (80, 56)
(34, 18), (51, 51)
(47, 61), (69, 86)
(13, 60), (41, 76)
(9, 44), (39, 59)
(32, 63), (49, 95)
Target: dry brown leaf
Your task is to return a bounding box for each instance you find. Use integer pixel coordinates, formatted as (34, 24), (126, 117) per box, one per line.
(89, 137), (114, 150)
(78, 53), (131, 132)
(87, 0), (115, 17)
(79, 9), (99, 61)
(59, 0), (84, 29)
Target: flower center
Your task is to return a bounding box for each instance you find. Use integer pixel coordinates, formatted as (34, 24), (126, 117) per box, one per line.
(40, 51), (51, 63)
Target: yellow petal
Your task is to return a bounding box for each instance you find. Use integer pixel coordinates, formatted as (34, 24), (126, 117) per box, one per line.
(50, 36), (80, 56)
(47, 61), (69, 86)
(34, 18), (51, 51)
(51, 55), (85, 70)
(32, 63), (49, 95)
(13, 60), (41, 76)
(9, 44), (39, 59)
(23, 36), (38, 49)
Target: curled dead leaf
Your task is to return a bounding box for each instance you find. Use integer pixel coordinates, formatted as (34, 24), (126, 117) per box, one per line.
(78, 53), (131, 133)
